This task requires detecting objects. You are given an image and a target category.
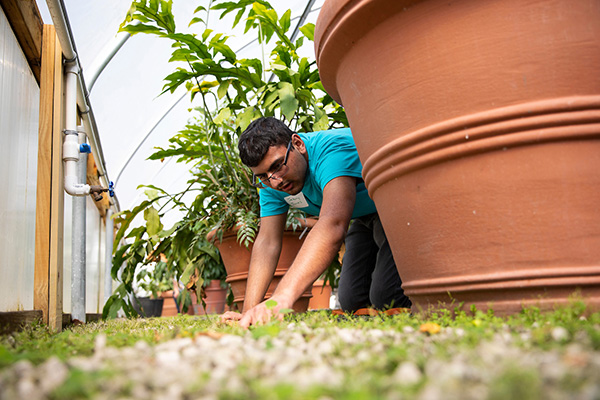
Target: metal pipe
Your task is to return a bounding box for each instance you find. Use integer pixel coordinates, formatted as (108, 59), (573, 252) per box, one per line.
(71, 127), (88, 323)
(87, 21), (140, 92)
(114, 91), (187, 186)
(104, 209), (114, 304)
(267, 0), (318, 83)
(63, 62), (91, 196)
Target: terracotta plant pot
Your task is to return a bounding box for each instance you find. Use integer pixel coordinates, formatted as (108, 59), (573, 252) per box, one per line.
(209, 229), (313, 312)
(160, 291), (178, 317)
(315, 0), (600, 314)
(195, 280), (228, 315)
(160, 290), (196, 316)
(308, 280), (332, 310)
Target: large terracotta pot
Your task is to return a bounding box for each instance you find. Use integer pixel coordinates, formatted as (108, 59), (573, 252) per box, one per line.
(195, 280), (228, 315)
(315, 0), (600, 314)
(209, 229), (313, 312)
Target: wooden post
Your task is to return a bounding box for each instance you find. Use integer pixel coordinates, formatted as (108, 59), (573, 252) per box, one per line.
(0, 0), (43, 83)
(33, 25), (64, 331)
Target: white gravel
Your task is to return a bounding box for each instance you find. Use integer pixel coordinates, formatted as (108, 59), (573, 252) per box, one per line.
(1, 322), (599, 399)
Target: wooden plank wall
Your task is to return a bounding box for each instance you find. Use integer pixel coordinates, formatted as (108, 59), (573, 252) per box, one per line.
(48, 25), (65, 332)
(33, 24), (64, 332)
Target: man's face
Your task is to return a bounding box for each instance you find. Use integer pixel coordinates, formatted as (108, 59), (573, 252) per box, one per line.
(250, 134), (308, 195)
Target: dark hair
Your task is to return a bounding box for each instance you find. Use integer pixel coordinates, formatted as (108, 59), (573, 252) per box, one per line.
(238, 117), (294, 167)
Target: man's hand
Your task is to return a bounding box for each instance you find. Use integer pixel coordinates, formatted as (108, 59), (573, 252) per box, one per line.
(220, 311), (243, 325)
(239, 297), (292, 329)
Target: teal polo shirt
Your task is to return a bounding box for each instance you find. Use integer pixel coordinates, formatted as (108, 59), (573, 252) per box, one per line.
(258, 128), (377, 218)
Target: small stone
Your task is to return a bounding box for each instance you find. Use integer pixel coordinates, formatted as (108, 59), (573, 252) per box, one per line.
(368, 329), (385, 339)
(453, 328), (465, 337)
(95, 334), (107, 352)
(394, 361), (422, 385)
(38, 357), (68, 393)
(336, 328), (356, 343)
(402, 326), (415, 334)
(134, 340), (151, 352)
(551, 326), (569, 342)
(156, 350), (181, 365)
(17, 376), (43, 400)
(12, 360), (34, 379)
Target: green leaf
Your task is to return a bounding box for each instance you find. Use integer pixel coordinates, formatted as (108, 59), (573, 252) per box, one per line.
(159, 223), (179, 239)
(214, 107), (232, 125)
(120, 23), (164, 36)
(199, 80), (219, 92)
(313, 113), (329, 131)
(300, 23), (315, 41)
(278, 82), (298, 121)
(279, 9), (291, 33)
(265, 299), (278, 309)
(144, 188), (159, 200)
(236, 106), (257, 131)
(233, 8), (245, 27)
(102, 293), (123, 319)
(270, 63), (287, 71)
(217, 80), (231, 99)
(181, 258), (201, 287)
(188, 16), (204, 27)
(144, 207), (163, 237)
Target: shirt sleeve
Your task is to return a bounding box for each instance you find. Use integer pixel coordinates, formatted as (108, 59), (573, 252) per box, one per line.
(258, 188), (290, 217)
(311, 130), (364, 191)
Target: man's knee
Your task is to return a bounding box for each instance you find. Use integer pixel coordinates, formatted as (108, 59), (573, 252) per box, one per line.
(337, 285), (369, 312)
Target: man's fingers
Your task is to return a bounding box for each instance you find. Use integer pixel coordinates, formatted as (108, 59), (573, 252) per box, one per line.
(239, 313), (252, 329)
(220, 311), (242, 323)
(239, 306), (276, 329)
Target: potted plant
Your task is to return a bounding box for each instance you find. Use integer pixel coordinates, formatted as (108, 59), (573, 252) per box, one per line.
(103, 0), (348, 319)
(131, 261), (172, 318)
(194, 239), (229, 315)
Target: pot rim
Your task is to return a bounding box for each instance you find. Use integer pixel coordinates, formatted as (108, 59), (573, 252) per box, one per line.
(314, 0), (422, 104)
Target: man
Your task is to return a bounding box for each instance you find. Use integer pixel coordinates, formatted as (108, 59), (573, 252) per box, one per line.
(223, 117), (410, 328)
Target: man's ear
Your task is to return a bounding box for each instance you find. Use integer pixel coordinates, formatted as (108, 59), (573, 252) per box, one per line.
(291, 134), (306, 153)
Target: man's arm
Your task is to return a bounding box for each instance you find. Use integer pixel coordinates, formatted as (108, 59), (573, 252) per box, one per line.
(242, 213), (287, 312)
(239, 176), (356, 328)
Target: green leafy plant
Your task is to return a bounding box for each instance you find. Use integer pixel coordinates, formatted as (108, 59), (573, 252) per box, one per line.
(103, 0), (347, 319)
(135, 259), (174, 299)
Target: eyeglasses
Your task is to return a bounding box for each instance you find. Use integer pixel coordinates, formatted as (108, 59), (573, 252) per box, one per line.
(252, 141), (292, 188)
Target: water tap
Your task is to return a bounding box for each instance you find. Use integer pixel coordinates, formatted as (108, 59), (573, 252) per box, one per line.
(90, 185), (108, 202)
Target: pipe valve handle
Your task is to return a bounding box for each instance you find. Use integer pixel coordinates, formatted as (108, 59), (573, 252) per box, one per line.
(79, 143), (91, 153)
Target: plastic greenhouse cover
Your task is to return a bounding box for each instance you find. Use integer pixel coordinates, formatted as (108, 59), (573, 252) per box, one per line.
(35, 0), (324, 227)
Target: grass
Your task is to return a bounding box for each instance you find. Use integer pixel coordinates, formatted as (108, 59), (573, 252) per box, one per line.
(1, 300), (599, 399)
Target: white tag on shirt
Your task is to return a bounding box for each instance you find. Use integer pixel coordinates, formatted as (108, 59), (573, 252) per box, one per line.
(284, 192), (309, 208)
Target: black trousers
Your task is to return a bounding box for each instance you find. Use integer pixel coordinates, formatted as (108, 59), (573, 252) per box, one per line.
(337, 213), (411, 312)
